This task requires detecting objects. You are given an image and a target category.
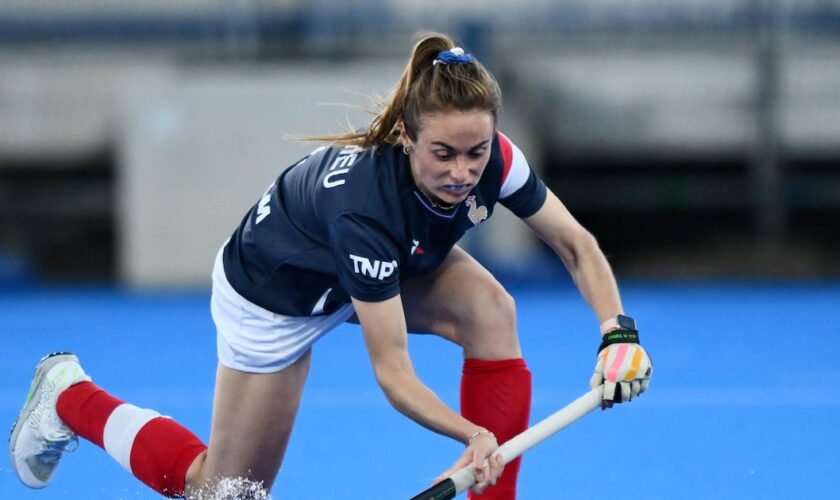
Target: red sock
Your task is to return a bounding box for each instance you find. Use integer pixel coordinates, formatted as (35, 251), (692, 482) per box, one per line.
(461, 358), (531, 500)
(56, 381), (207, 498)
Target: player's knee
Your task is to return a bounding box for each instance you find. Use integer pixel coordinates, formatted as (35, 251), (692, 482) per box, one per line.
(479, 286), (516, 333)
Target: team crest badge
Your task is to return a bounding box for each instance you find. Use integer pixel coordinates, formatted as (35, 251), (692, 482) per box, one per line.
(465, 195), (488, 225)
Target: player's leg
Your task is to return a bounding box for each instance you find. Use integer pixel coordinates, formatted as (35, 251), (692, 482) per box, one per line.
(10, 352), (208, 497)
(185, 353), (312, 496)
(10, 351), (310, 498)
(400, 245), (531, 500)
(184, 244), (352, 496)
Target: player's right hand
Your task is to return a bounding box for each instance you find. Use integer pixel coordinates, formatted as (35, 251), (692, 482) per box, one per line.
(434, 430), (502, 494)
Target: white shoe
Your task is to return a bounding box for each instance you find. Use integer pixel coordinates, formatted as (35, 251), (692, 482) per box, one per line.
(9, 352), (91, 489)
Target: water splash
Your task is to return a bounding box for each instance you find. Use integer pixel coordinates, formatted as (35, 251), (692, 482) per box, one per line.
(188, 476), (270, 500)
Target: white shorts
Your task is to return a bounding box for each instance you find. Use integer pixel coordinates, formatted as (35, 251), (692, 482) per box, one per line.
(210, 246), (355, 374)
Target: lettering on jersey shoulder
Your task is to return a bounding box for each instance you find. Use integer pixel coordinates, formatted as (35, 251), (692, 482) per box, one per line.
(255, 183), (274, 224)
(465, 195), (488, 225)
(349, 254), (398, 280)
(324, 146), (363, 189)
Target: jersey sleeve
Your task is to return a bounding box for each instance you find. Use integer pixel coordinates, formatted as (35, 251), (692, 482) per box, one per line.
(329, 212), (402, 303)
(496, 132), (548, 218)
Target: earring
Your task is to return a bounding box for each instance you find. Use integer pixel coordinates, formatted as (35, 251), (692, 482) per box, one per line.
(403, 145), (414, 155)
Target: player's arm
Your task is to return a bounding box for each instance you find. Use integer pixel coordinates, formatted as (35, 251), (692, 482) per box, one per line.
(353, 294), (473, 439)
(351, 294), (501, 492)
(497, 132), (651, 405)
(522, 189), (622, 323)
(522, 189), (653, 407)
(497, 132), (621, 322)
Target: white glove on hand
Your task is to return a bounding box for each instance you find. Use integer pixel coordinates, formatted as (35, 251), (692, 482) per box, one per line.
(589, 329), (652, 405)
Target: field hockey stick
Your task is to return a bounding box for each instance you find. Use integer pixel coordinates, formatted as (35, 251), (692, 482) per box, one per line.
(409, 385), (604, 500)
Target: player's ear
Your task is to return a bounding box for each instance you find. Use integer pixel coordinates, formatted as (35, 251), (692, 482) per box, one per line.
(397, 121), (411, 148)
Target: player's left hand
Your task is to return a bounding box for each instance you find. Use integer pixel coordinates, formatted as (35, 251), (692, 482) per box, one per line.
(589, 329), (652, 410)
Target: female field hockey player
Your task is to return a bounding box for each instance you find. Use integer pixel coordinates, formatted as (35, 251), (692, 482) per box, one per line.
(11, 32), (652, 499)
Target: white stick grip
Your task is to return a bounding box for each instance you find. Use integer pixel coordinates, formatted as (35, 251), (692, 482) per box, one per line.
(450, 386), (603, 495)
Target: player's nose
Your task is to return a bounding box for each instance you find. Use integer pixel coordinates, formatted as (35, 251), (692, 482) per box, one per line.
(450, 156), (471, 182)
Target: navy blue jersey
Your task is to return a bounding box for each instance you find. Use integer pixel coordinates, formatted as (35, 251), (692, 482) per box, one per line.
(222, 131), (547, 317)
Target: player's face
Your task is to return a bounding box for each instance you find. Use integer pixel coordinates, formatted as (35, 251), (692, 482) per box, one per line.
(405, 110), (495, 206)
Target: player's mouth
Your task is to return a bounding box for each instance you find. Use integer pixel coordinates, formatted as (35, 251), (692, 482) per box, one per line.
(442, 184), (472, 195)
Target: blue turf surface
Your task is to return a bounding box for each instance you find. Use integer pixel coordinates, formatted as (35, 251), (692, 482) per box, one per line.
(3, 282), (840, 499)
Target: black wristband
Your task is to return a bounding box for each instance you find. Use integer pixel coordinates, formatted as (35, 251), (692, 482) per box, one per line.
(597, 329), (640, 354)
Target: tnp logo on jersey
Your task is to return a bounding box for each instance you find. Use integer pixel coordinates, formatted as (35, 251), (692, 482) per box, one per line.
(349, 254), (398, 280)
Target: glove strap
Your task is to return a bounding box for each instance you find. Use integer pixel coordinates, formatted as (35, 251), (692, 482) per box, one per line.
(597, 329), (640, 353)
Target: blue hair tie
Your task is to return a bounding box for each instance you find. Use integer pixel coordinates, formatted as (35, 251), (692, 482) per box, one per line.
(433, 47), (473, 66)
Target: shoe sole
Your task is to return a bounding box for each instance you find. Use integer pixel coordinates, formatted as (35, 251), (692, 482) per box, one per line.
(8, 352), (79, 487)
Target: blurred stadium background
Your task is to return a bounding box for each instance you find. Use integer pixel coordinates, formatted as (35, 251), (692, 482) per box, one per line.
(1, 0), (839, 288)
